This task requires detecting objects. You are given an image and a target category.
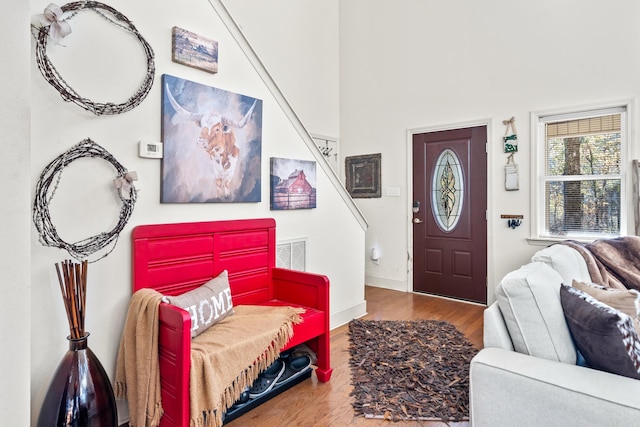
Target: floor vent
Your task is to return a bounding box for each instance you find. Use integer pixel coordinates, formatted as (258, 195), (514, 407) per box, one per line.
(276, 238), (307, 271)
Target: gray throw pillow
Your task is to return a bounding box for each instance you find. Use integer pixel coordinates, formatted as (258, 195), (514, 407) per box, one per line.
(560, 284), (640, 380)
(164, 270), (234, 337)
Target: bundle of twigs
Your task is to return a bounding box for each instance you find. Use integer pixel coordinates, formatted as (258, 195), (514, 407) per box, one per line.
(54, 260), (88, 340)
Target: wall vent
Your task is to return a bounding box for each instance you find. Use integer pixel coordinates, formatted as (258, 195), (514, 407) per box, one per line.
(276, 238), (307, 271)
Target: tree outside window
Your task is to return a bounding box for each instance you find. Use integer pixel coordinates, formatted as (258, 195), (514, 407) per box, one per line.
(538, 109), (625, 239)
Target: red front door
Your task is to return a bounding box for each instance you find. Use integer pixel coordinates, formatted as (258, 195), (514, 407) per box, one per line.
(412, 126), (487, 303)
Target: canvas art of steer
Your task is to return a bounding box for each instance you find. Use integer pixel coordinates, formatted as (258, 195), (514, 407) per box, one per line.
(161, 74), (263, 203)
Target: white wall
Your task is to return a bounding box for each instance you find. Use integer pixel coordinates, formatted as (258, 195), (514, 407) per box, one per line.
(338, 0), (640, 302)
(1, 1), (31, 426)
(28, 0), (364, 424)
(223, 0), (340, 139)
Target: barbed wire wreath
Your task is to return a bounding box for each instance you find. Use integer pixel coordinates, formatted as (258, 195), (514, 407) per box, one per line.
(33, 139), (138, 262)
(32, 2), (155, 116)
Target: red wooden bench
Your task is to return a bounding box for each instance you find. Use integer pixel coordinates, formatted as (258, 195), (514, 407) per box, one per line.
(132, 218), (332, 426)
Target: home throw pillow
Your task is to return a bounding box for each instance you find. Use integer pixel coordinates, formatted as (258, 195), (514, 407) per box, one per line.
(560, 284), (640, 380)
(163, 270), (234, 337)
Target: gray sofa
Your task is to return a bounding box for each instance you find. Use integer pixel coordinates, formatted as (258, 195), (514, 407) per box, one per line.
(469, 243), (640, 426)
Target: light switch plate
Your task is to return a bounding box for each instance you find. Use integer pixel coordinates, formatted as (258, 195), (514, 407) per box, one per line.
(385, 187), (401, 197)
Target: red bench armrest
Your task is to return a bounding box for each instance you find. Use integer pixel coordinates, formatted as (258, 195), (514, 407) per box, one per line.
(272, 268), (332, 382)
(158, 303), (191, 427)
(272, 267), (329, 311)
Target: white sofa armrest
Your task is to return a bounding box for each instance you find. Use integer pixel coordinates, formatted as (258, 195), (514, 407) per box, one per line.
(470, 347), (640, 427)
(483, 302), (513, 350)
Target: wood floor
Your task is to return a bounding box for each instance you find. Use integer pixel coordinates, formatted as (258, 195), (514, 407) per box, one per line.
(228, 285), (485, 427)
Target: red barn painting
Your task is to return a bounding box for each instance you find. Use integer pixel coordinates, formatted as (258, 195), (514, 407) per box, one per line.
(270, 157), (317, 210)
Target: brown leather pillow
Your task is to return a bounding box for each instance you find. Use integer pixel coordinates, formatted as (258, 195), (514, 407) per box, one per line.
(572, 279), (640, 319)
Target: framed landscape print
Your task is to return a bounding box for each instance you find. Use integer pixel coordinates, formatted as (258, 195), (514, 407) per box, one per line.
(270, 157), (317, 210)
(161, 74), (262, 203)
(171, 27), (219, 73)
(345, 153), (381, 198)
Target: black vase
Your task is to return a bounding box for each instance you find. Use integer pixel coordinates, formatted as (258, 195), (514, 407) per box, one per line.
(37, 333), (117, 427)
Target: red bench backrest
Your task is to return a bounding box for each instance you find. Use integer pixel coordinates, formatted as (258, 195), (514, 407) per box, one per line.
(132, 218), (276, 305)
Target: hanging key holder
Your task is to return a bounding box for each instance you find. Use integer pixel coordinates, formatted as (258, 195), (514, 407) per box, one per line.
(502, 116), (518, 153)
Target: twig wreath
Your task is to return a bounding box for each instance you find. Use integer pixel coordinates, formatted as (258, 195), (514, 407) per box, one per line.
(33, 139), (138, 262)
(33, 2), (155, 115)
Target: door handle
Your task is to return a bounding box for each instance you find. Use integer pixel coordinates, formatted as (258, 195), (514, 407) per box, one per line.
(413, 218), (423, 224)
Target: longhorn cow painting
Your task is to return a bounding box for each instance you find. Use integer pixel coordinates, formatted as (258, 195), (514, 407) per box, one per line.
(161, 74), (262, 203)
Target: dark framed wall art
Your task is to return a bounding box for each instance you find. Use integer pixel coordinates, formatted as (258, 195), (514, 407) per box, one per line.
(345, 153), (381, 198)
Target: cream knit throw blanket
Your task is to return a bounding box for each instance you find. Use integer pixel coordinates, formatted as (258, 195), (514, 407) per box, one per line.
(190, 304), (303, 427)
(115, 288), (303, 427)
(115, 288), (164, 427)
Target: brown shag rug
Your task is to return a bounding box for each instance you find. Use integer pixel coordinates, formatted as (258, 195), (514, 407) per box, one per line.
(348, 319), (478, 422)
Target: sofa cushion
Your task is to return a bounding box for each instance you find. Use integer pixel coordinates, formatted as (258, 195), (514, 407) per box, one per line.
(572, 280), (640, 319)
(163, 270), (235, 337)
(496, 262), (576, 364)
(531, 243), (591, 285)
(560, 284), (640, 379)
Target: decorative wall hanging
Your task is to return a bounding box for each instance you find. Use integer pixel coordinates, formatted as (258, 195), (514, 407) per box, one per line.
(502, 116), (518, 153)
(33, 139), (138, 261)
(33, 2), (155, 115)
(505, 153), (519, 191)
(161, 74), (263, 203)
(270, 158), (317, 210)
(172, 26), (219, 73)
(345, 153), (381, 198)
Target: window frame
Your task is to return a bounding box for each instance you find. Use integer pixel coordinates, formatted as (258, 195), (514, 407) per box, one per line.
(529, 100), (633, 243)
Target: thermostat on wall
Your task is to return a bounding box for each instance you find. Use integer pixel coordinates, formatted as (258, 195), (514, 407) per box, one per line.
(138, 141), (163, 159)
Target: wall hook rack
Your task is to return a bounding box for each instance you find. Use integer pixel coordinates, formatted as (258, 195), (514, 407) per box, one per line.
(500, 214), (524, 229)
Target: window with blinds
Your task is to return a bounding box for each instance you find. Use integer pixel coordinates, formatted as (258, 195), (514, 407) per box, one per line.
(538, 107), (625, 238)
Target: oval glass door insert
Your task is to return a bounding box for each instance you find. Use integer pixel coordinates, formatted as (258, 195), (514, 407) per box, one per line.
(431, 148), (464, 232)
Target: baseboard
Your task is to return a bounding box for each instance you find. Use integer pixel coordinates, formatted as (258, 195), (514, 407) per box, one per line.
(330, 299), (367, 329)
(365, 275), (408, 292)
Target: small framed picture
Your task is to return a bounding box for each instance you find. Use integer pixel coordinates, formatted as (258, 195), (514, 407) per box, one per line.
(503, 134), (518, 153)
(171, 26), (219, 74)
(345, 153), (381, 198)
(270, 157), (317, 210)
